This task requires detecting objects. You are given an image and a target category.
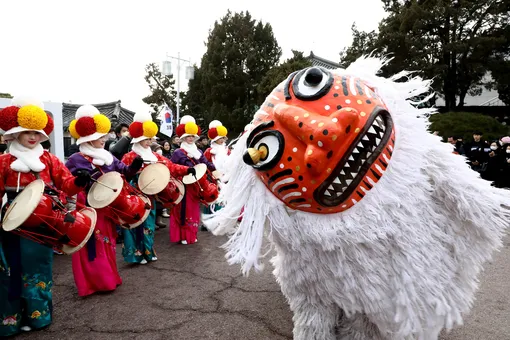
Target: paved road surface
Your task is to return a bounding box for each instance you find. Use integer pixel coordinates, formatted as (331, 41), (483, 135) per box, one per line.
(14, 229), (510, 339)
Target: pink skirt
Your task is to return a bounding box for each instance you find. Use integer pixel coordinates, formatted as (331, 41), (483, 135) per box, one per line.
(170, 189), (200, 244)
(72, 193), (122, 296)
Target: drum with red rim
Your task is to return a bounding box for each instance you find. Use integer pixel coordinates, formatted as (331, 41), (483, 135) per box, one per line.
(2, 179), (96, 254)
(182, 163), (219, 205)
(138, 163), (185, 209)
(87, 171), (151, 229)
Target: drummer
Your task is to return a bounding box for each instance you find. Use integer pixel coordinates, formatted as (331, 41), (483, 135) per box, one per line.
(202, 120), (230, 216)
(170, 115), (216, 245)
(0, 97), (90, 337)
(203, 120), (230, 173)
(65, 105), (144, 297)
(121, 112), (195, 264)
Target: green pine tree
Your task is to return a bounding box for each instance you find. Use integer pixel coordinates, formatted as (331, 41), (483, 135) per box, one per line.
(181, 10), (282, 135)
(339, 0), (510, 110)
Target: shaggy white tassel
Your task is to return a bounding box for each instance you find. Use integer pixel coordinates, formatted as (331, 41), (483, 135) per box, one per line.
(208, 56), (510, 338)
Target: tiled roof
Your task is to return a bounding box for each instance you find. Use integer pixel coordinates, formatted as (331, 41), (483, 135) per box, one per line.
(308, 52), (340, 70)
(62, 100), (136, 130)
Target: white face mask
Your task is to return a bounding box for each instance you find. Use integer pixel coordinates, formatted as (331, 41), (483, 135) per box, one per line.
(156, 149), (163, 155)
(507, 150), (510, 154)
(109, 133), (116, 139)
(490, 146), (498, 150)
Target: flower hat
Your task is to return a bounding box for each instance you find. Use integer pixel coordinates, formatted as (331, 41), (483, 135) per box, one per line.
(128, 111), (158, 144)
(68, 105), (111, 145)
(175, 115), (201, 141)
(207, 120), (228, 143)
(0, 96), (54, 142)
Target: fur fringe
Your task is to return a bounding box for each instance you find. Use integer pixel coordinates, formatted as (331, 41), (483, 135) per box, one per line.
(206, 56), (510, 338)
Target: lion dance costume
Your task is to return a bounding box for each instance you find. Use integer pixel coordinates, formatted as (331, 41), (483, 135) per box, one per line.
(204, 57), (510, 340)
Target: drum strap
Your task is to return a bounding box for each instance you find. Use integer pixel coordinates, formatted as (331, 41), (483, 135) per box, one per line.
(1, 203), (23, 301)
(78, 155), (103, 262)
(81, 153), (105, 177)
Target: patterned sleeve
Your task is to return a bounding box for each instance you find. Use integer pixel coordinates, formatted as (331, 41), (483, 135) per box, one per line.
(121, 152), (134, 166)
(47, 153), (82, 196)
(156, 153), (189, 177)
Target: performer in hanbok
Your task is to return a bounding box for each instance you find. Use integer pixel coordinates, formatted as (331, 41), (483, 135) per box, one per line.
(202, 120), (230, 217)
(122, 112), (194, 263)
(203, 120), (230, 174)
(65, 105), (144, 297)
(170, 116), (216, 245)
(0, 97), (89, 337)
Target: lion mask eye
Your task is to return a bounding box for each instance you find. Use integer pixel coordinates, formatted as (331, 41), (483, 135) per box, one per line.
(243, 130), (285, 171)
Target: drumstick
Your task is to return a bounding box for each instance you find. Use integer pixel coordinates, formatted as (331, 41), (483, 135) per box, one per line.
(90, 178), (118, 192)
(1, 202), (16, 223)
(193, 174), (204, 192)
(142, 160), (167, 164)
(140, 178), (155, 192)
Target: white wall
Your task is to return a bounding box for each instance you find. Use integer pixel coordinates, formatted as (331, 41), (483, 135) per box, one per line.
(0, 98), (65, 161)
(434, 73), (505, 107)
(435, 87), (504, 107)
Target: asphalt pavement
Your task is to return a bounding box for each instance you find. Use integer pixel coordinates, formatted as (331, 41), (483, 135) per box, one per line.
(12, 227), (510, 340)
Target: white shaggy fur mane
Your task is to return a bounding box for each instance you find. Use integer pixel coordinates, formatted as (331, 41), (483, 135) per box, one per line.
(204, 56), (510, 339)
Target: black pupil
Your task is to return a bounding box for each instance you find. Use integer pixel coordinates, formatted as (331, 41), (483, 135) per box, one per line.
(304, 68), (323, 87)
(259, 143), (269, 161)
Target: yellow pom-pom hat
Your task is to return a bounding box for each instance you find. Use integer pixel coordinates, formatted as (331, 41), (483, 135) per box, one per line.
(68, 104), (112, 145)
(128, 111), (158, 144)
(207, 120), (228, 143)
(175, 115), (201, 142)
(0, 95), (53, 142)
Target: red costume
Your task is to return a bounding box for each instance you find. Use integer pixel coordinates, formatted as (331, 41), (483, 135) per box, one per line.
(0, 152), (82, 196)
(122, 151), (189, 179)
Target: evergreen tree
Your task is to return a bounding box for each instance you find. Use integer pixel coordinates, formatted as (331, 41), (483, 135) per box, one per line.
(182, 10), (281, 134)
(339, 0), (510, 110)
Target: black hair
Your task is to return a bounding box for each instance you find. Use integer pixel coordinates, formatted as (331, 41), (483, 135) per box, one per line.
(41, 140), (51, 150)
(114, 123), (129, 135)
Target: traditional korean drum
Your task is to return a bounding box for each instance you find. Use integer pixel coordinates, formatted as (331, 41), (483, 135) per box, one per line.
(170, 178), (185, 205)
(182, 163), (219, 205)
(87, 171), (151, 229)
(138, 163), (185, 208)
(2, 179), (96, 254)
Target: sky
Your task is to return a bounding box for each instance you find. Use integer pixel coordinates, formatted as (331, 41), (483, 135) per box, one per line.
(0, 0), (387, 116)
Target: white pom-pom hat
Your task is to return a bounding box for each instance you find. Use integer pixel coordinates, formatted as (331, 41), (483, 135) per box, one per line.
(207, 120), (228, 142)
(176, 115), (201, 141)
(69, 105), (111, 145)
(129, 111), (159, 144)
(0, 96), (52, 142)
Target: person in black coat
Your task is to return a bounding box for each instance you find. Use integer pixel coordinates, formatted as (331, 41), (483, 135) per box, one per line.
(109, 135), (132, 160)
(493, 143), (510, 188)
(465, 132), (490, 173)
(105, 123), (129, 151)
(481, 141), (502, 183)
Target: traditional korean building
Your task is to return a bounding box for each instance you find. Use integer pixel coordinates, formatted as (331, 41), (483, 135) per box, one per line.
(308, 52), (340, 69)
